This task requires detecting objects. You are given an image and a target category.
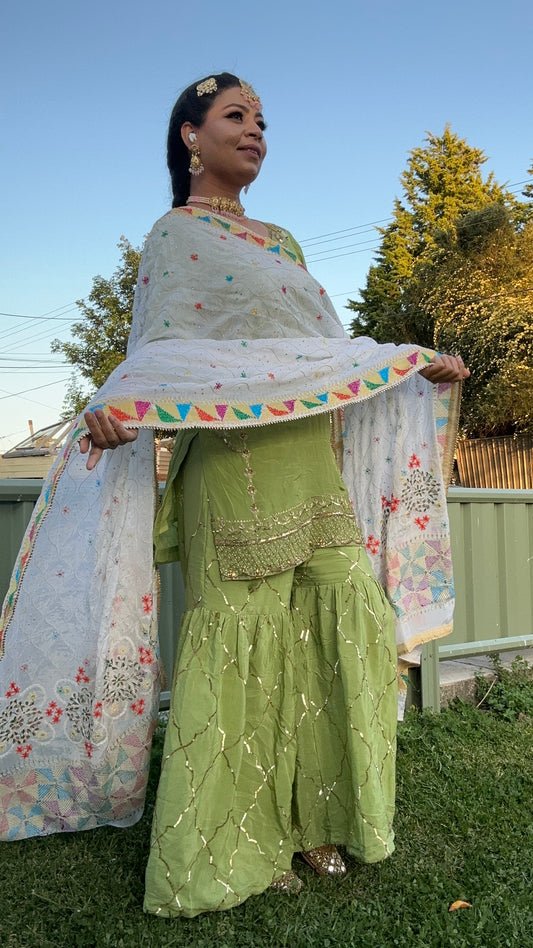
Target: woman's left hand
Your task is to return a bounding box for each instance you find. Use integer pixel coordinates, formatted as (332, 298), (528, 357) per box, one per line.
(419, 353), (470, 384)
(79, 409), (139, 470)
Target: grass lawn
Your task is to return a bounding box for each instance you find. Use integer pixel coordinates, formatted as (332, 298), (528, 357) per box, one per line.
(1, 702), (532, 948)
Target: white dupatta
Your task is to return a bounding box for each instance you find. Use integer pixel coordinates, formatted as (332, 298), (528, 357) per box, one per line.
(0, 208), (459, 839)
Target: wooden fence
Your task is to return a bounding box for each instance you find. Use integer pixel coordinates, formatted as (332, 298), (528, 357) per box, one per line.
(456, 435), (533, 488)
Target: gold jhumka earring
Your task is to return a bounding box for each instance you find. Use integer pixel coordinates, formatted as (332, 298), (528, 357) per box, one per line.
(188, 132), (204, 176)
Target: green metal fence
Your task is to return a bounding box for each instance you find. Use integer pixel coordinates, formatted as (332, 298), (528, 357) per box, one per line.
(421, 488), (533, 710)
(2, 481), (533, 710)
(0, 480), (42, 608)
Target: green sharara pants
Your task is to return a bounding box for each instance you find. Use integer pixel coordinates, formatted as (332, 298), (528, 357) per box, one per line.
(144, 432), (397, 918)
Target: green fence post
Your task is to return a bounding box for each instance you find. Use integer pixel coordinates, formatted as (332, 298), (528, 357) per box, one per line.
(421, 639), (441, 711)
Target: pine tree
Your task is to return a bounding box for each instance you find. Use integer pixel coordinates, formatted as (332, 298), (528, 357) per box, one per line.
(348, 126), (510, 344)
(522, 161), (533, 200)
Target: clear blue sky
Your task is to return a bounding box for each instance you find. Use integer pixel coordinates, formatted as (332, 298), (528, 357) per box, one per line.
(1, 0), (532, 449)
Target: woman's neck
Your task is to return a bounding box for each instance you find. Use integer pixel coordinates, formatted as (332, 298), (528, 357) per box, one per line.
(188, 174), (242, 204)
(186, 194), (245, 218)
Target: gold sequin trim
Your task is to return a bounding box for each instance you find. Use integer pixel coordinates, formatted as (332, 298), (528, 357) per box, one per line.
(213, 430), (259, 517)
(212, 495), (363, 579)
(266, 224), (288, 246)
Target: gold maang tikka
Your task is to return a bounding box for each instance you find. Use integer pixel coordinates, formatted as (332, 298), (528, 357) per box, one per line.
(239, 78), (262, 109)
(196, 76), (262, 109)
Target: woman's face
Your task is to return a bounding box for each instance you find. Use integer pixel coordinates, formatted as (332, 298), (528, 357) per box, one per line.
(185, 87), (267, 190)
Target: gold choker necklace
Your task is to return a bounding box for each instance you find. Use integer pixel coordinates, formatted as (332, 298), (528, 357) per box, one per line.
(186, 195), (245, 217)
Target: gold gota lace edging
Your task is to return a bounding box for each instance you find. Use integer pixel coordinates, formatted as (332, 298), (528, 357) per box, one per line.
(211, 495), (363, 580)
(396, 621), (454, 657)
(440, 381), (462, 488)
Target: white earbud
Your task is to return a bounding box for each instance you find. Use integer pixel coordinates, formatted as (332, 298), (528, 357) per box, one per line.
(188, 132), (197, 143)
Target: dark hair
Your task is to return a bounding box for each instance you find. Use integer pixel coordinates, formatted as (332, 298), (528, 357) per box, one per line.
(167, 72), (242, 208)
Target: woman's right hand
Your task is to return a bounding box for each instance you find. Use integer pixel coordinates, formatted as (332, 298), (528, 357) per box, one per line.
(80, 409), (139, 470)
(419, 353), (470, 384)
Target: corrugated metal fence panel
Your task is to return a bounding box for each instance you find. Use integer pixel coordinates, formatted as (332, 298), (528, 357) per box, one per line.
(0, 481), (42, 612)
(447, 488), (533, 647)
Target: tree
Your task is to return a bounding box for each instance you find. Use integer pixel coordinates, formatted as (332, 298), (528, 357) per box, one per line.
(348, 126), (513, 345)
(426, 208), (533, 437)
(347, 129), (533, 437)
(52, 237), (141, 417)
(522, 160), (533, 201)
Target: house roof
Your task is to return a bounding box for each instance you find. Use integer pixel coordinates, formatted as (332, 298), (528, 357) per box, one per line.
(2, 419), (75, 458)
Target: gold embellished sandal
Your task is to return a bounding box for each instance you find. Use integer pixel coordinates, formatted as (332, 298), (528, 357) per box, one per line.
(269, 870), (304, 893)
(300, 845), (347, 877)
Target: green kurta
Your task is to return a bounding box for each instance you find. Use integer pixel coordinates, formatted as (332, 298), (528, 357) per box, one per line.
(154, 414), (362, 578)
(144, 415), (397, 918)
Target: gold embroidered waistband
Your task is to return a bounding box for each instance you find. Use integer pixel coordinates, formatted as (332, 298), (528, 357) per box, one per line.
(211, 495), (363, 580)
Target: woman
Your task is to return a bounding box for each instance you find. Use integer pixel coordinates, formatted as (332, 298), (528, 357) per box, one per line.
(0, 74), (467, 917)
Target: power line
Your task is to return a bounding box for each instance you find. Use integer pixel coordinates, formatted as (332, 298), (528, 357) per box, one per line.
(0, 316), (77, 348)
(299, 219), (392, 246)
(0, 378), (70, 402)
(301, 227), (383, 250)
(1, 177), (530, 335)
(0, 427), (28, 444)
(306, 244), (381, 263)
(0, 302), (82, 348)
(506, 179), (531, 191)
(0, 323), (73, 353)
(306, 237), (380, 260)
(0, 355), (67, 364)
(2, 368), (70, 372)
(329, 289), (361, 299)
(0, 311), (78, 321)
(0, 299), (82, 318)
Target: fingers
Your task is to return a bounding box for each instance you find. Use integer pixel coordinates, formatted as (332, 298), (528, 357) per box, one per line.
(84, 409), (138, 448)
(441, 354), (470, 379)
(420, 354), (470, 384)
(78, 431), (104, 470)
(78, 429), (105, 471)
(86, 444), (105, 471)
(80, 410), (139, 470)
